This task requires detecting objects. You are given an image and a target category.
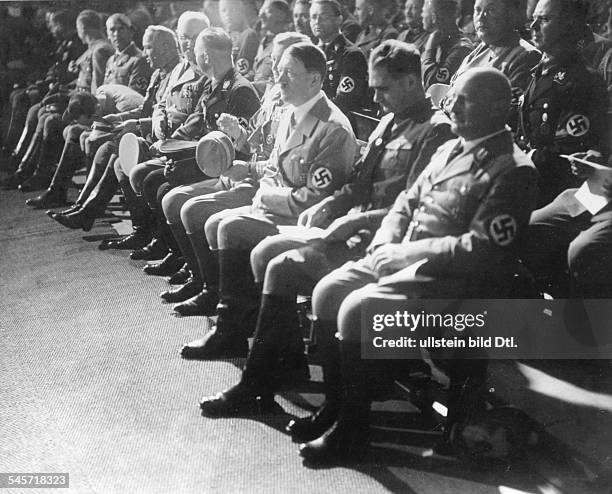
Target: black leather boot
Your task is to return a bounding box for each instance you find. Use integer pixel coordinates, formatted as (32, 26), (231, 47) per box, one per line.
(19, 135), (64, 192)
(173, 233), (219, 317)
(26, 185), (68, 209)
(1, 133), (42, 190)
(129, 235), (167, 258)
(299, 341), (371, 464)
(143, 252), (184, 276)
(287, 318), (340, 443)
(51, 208), (96, 231)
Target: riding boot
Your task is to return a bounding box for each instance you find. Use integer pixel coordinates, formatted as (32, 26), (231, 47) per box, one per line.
(182, 249), (254, 360)
(1, 133), (42, 189)
(25, 141), (83, 208)
(159, 223), (203, 303)
(286, 318), (340, 443)
(299, 340), (371, 463)
(19, 135), (64, 192)
(173, 231), (219, 317)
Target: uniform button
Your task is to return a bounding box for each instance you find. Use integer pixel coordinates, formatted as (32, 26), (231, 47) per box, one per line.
(420, 205), (426, 212)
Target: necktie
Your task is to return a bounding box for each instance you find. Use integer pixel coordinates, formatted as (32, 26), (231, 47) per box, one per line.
(446, 141), (464, 163)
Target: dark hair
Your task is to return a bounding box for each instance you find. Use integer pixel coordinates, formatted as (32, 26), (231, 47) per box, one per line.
(67, 92), (98, 118)
(284, 42), (326, 80)
(198, 27), (233, 52)
(50, 9), (76, 28)
(311, 0), (343, 17)
(77, 10), (103, 32)
(370, 40), (422, 78)
(269, 0), (292, 22)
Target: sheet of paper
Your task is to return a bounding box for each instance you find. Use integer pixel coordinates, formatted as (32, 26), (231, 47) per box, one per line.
(574, 180), (610, 215)
(276, 225), (325, 240)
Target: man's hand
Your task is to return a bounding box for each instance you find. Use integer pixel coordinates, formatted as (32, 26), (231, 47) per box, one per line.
(114, 119), (138, 135)
(320, 214), (369, 243)
(104, 114), (122, 124)
(567, 150), (604, 179)
(297, 200), (333, 228)
(149, 140), (164, 154)
(370, 243), (418, 276)
(152, 117), (167, 141)
(217, 113), (242, 140)
(222, 160), (250, 182)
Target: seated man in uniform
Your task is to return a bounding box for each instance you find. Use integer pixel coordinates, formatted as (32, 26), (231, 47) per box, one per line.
(183, 42), (358, 359)
(195, 41), (454, 410)
(158, 32), (311, 311)
(517, 0), (608, 207)
(354, 0), (398, 59)
(450, 0), (541, 127)
(398, 0), (430, 52)
(420, 0), (473, 89)
(203, 68), (538, 463)
(309, 0), (370, 120)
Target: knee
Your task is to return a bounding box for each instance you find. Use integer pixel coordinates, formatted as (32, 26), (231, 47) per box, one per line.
(65, 124), (83, 143)
(114, 158), (126, 180)
(250, 238), (278, 282)
(129, 165), (148, 194)
(161, 189), (184, 224)
(217, 216), (248, 250)
(336, 290), (364, 341)
(312, 274), (341, 321)
(568, 235), (611, 282)
(204, 213), (223, 250)
(43, 114), (62, 139)
(180, 199), (206, 234)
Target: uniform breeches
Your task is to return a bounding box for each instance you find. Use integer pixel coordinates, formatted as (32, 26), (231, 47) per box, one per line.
(251, 234), (359, 295)
(128, 158), (165, 195)
(523, 188), (612, 297)
(161, 178), (227, 226)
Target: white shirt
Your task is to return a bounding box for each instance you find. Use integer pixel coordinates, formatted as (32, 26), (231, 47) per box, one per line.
(291, 90), (324, 127)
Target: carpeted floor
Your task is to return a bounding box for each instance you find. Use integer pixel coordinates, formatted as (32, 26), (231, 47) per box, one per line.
(0, 186), (607, 494)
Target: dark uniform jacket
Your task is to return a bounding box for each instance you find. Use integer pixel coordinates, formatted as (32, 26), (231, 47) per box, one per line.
(172, 67), (261, 160)
(370, 131), (538, 292)
(103, 42), (152, 95)
(452, 35), (541, 122)
(421, 31), (473, 88)
(74, 38), (115, 93)
(518, 52), (609, 206)
(397, 26), (430, 53)
(46, 33), (86, 86)
(320, 34), (369, 114)
(233, 27), (261, 78)
(326, 98), (454, 221)
(152, 61), (203, 139)
(355, 24), (398, 58)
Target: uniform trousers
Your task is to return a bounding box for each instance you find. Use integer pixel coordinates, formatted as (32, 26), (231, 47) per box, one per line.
(523, 188), (612, 297)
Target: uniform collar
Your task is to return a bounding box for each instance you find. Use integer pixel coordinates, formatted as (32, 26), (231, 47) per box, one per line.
(460, 127), (508, 155)
(290, 90), (324, 126)
(115, 41), (135, 56)
(393, 97), (433, 125)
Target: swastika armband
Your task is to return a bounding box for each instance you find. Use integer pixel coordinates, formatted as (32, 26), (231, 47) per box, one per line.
(311, 167), (333, 189)
(236, 58), (250, 75)
(489, 214), (517, 246)
(338, 76), (355, 93)
(436, 67), (450, 82)
(565, 114), (590, 137)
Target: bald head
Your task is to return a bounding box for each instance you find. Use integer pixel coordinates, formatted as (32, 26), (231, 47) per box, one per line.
(177, 11), (210, 64)
(445, 68), (511, 139)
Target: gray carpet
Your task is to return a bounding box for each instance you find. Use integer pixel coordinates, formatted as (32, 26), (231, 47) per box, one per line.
(0, 187), (603, 494)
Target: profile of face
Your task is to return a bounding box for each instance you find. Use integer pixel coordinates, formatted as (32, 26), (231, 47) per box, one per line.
(76, 20), (87, 42)
(177, 19), (203, 64)
(142, 32), (166, 69)
(355, 0), (374, 26)
(530, 0), (565, 54)
(369, 65), (411, 114)
(50, 18), (69, 41)
(404, 0), (424, 29)
(259, 2), (287, 34)
(421, 0), (435, 31)
(219, 0), (245, 32)
(194, 37), (211, 75)
(276, 52), (318, 105)
(203, 0), (222, 27)
(310, 1), (342, 42)
(293, 2), (312, 36)
(444, 71), (501, 139)
(473, 0), (513, 46)
(106, 18), (132, 51)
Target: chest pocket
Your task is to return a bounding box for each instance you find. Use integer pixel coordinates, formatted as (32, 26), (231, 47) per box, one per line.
(380, 140), (413, 170)
(443, 176), (490, 224)
(281, 149), (311, 186)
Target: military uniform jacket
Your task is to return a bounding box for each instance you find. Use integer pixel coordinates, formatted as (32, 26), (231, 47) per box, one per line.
(47, 34), (86, 85)
(452, 36), (541, 105)
(421, 31), (473, 88)
(518, 52), (609, 204)
(172, 67), (261, 153)
(233, 28), (261, 78)
(370, 131), (538, 284)
(397, 27), (430, 54)
(320, 34), (369, 114)
(354, 24), (398, 58)
(251, 33), (275, 84)
(251, 93), (358, 221)
(103, 42), (152, 95)
(153, 60), (203, 138)
(74, 38), (115, 93)
(235, 84), (287, 160)
(326, 99), (454, 218)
